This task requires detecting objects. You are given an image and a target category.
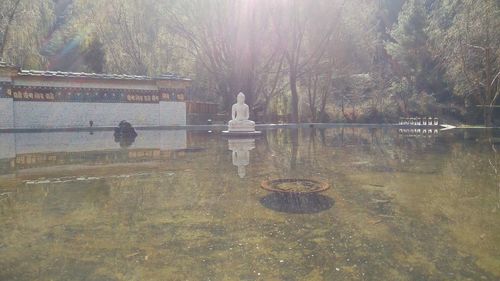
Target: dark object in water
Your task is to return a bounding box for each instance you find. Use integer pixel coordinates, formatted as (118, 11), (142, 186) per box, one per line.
(114, 120), (137, 148)
(260, 193), (334, 214)
(114, 120), (137, 138)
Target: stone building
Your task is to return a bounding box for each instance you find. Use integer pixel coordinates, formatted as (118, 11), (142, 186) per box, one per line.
(0, 60), (216, 129)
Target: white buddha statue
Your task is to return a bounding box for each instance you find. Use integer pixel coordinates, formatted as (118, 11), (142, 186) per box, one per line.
(228, 92), (256, 132)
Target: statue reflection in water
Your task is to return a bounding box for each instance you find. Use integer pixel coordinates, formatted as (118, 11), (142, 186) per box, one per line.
(228, 138), (255, 178)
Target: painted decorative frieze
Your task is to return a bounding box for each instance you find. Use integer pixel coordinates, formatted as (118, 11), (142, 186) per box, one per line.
(9, 87), (187, 103)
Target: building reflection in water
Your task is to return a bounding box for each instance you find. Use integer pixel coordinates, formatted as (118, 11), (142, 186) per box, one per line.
(0, 130), (188, 176)
(228, 138), (255, 178)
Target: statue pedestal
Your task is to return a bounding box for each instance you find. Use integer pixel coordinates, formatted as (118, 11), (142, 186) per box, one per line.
(228, 121), (256, 132)
(222, 121), (262, 136)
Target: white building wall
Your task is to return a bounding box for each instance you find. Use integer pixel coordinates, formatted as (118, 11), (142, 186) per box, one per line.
(159, 101), (186, 126)
(0, 98), (14, 129)
(13, 102), (161, 129)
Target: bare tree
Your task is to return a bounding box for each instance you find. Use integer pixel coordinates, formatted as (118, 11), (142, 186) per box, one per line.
(270, 0), (344, 123)
(0, 0), (22, 58)
(81, 0), (179, 75)
(167, 0), (292, 116)
(430, 0), (500, 126)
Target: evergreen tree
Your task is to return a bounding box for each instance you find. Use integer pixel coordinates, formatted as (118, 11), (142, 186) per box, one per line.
(428, 0), (500, 125)
(386, 0), (445, 114)
(83, 38), (105, 73)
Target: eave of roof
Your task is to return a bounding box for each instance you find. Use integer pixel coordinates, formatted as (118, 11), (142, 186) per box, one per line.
(0, 59), (19, 69)
(17, 70), (190, 82)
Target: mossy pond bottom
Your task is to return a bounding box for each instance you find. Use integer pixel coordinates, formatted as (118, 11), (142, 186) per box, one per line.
(0, 128), (499, 280)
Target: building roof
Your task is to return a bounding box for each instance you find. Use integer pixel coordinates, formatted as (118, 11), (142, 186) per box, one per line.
(0, 58), (18, 69)
(0, 58), (190, 81)
(18, 70), (190, 81)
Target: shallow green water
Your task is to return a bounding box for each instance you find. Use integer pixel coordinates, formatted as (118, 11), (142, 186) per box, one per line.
(0, 128), (499, 281)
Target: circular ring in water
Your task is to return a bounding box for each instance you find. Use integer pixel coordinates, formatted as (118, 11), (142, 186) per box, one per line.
(261, 179), (329, 194)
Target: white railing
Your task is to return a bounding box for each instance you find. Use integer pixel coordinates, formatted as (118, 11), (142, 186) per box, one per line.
(398, 117), (439, 126)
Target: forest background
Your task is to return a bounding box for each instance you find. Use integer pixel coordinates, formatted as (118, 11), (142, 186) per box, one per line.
(1, 0), (499, 125)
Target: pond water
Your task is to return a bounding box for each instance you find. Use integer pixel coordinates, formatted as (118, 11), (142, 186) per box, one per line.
(0, 127), (499, 281)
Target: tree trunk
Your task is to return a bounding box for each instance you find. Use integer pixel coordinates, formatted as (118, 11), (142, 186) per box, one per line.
(289, 69), (299, 123)
(307, 78), (316, 122)
(263, 96), (271, 122)
(308, 93), (316, 122)
(319, 92), (328, 122)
